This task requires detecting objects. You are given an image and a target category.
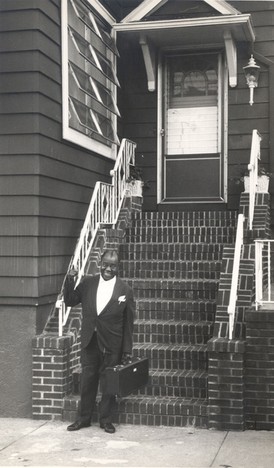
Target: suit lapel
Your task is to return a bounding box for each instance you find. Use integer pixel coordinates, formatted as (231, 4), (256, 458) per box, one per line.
(99, 277), (124, 315)
(90, 275), (100, 315)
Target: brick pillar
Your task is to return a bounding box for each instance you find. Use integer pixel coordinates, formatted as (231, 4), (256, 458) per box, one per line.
(239, 192), (270, 239)
(208, 338), (246, 430)
(245, 309), (274, 430)
(32, 335), (75, 420)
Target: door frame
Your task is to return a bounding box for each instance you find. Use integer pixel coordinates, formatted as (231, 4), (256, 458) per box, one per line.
(157, 46), (228, 205)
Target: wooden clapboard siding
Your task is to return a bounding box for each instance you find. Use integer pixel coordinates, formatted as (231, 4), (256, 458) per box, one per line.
(0, 236), (75, 259)
(0, 216), (83, 237)
(0, 0), (114, 313)
(1, 94), (60, 121)
(118, 37), (158, 211)
(227, 1), (274, 214)
(0, 257), (68, 285)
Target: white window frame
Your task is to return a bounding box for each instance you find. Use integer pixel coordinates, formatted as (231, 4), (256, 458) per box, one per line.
(61, 0), (118, 159)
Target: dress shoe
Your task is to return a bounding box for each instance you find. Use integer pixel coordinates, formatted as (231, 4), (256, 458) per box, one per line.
(67, 420), (90, 431)
(100, 422), (116, 434)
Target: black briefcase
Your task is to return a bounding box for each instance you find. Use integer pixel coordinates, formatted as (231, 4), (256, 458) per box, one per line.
(105, 357), (149, 397)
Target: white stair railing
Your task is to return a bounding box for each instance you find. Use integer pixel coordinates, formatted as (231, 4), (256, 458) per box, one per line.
(228, 129), (262, 338)
(255, 239), (274, 309)
(227, 214), (245, 340)
(56, 138), (136, 336)
(247, 129), (262, 230)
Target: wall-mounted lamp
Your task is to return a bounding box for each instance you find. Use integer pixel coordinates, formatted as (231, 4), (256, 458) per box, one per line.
(243, 55), (260, 106)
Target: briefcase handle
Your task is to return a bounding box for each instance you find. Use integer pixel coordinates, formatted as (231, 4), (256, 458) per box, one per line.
(115, 356), (144, 371)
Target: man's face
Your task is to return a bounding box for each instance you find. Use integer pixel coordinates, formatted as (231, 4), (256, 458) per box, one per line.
(100, 252), (118, 281)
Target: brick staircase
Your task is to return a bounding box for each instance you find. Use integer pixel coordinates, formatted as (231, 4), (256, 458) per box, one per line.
(63, 210), (238, 427)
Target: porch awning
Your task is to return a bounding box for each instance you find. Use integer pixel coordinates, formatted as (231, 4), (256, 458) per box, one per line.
(113, 14), (255, 90)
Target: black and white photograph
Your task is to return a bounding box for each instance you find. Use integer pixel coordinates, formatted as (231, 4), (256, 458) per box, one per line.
(1, 1), (274, 467)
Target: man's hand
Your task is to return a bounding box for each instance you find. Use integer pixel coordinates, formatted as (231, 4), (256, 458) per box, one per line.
(121, 353), (132, 365)
(67, 269), (78, 278)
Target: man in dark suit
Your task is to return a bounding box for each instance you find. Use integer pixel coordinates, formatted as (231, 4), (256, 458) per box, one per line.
(64, 249), (134, 434)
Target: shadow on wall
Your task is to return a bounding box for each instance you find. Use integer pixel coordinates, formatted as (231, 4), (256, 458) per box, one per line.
(0, 306), (36, 417)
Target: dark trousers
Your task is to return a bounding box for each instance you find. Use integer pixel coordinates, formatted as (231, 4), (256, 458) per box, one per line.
(79, 332), (120, 425)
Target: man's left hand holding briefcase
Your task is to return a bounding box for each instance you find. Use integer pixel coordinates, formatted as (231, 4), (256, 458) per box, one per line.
(105, 357), (149, 397)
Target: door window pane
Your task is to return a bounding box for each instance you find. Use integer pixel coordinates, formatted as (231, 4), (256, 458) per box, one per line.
(165, 53), (219, 154)
(169, 53), (218, 108)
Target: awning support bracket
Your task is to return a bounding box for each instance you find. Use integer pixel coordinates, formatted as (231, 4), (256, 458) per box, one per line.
(139, 34), (156, 92)
(224, 29), (237, 87)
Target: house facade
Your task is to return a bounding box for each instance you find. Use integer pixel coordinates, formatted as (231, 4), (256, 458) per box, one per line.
(0, 0), (274, 425)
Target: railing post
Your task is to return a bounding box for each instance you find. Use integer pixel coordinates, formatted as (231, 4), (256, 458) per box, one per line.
(228, 214), (244, 340)
(267, 240), (271, 302)
(57, 298), (63, 337)
(255, 240), (263, 310)
(248, 129), (261, 230)
(255, 239), (274, 310)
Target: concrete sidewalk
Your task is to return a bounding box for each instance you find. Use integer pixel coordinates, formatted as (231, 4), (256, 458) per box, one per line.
(0, 419), (274, 468)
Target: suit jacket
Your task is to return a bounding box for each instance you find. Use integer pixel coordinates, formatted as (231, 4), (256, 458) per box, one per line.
(64, 274), (134, 354)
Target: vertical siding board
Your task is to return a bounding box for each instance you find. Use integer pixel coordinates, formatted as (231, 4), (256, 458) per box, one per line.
(119, 38), (157, 211)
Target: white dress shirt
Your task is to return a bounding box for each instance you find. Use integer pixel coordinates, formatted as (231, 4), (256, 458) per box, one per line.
(96, 275), (116, 315)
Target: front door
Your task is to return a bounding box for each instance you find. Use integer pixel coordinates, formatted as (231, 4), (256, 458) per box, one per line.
(160, 52), (226, 204)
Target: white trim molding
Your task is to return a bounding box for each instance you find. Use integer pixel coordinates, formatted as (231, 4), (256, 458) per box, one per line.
(224, 30), (237, 87)
(204, 0), (240, 15)
(92, 0), (116, 25)
(61, 0), (119, 159)
(122, 0), (168, 23)
(139, 34), (156, 92)
(121, 0), (241, 23)
(114, 15), (255, 43)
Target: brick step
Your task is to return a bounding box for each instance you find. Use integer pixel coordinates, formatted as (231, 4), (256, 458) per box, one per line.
(132, 210), (237, 222)
(120, 259), (222, 280)
(136, 299), (216, 322)
(130, 219), (237, 228)
(122, 269), (221, 280)
(126, 278), (218, 300)
(121, 259), (222, 271)
(70, 367), (207, 399)
(45, 313), (215, 336)
(134, 319), (213, 345)
(126, 226), (236, 236)
(119, 243), (224, 261)
(46, 299), (217, 333)
(116, 395), (208, 427)
(132, 344), (208, 371)
(125, 235), (235, 244)
(139, 369), (207, 399)
(63, 395), (208, 428)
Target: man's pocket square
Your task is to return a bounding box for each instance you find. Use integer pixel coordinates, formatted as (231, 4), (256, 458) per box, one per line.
(118, 295), (126, 304)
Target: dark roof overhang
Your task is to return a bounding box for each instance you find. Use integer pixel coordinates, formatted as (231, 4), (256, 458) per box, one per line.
(113, 14), (255, 90)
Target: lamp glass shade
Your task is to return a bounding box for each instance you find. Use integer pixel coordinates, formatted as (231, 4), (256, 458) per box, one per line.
(243, 55), (260, 85)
